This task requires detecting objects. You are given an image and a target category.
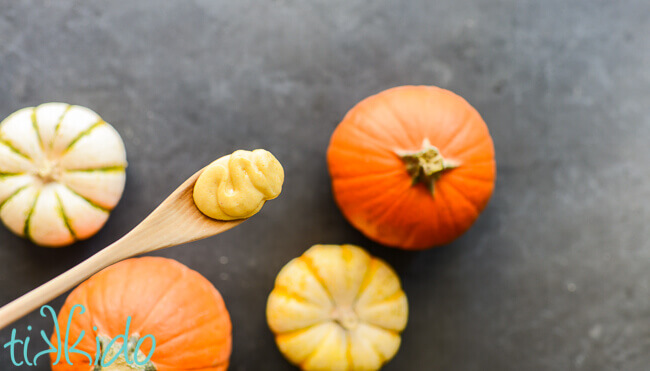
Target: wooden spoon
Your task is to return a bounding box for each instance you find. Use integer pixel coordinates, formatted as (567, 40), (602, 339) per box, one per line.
(0, 167), (245, 329)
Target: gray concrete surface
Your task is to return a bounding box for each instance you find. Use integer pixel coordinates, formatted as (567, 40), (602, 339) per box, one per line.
(1, 0), (649, 370)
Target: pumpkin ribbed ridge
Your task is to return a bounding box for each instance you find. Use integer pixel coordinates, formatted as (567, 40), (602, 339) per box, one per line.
(0, 103), (127, 246)
(267, 245), (408, 371)
(52, 257), (232, 371)
(327, 86), (496, 249)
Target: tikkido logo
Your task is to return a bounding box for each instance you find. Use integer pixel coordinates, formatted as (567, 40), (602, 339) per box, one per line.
(3, 304), (156, 367)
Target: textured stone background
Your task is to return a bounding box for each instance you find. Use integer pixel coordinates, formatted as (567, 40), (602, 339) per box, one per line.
(1, 1), (649, 370)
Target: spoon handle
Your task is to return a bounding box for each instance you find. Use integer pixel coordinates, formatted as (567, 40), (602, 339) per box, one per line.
(0, 199), (204, 330)
(0, 192), (171, 330)
(0, 169), (244, 330)
(0, 240), (128, 329)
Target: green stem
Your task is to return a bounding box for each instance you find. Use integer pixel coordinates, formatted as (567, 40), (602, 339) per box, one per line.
(396, 138), (460, 196)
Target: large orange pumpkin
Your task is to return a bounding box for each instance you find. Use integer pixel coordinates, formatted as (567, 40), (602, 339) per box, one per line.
(50, 257), (231, 370)
(327, 86), (496, 249)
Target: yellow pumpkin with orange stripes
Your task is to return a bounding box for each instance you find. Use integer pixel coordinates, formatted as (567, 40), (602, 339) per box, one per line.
(267, 244), (408, 370)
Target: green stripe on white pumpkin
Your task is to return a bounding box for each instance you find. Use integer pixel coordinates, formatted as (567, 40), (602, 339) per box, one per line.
(0, 185), (29, 212)
(23, 189), (41, 242)
(0, 103), (127, 247)
(33, 103), (70, 152)
(26, 185), (75, 247)
(56, 184), (109, 240)
(30, 108), (45, 153)
(61, 169), (126, 210)
(0, 107), (43, 162)
(0, 140), (37, 173)
(52, 104), (73, 145)
(50, 105), (101, 155)
(0, 174), (34, 205)
(63, 119), (105, 153)
(55, 191), (77, 240)
(60, 124), (127, 170)
(0, 184), (38, 237)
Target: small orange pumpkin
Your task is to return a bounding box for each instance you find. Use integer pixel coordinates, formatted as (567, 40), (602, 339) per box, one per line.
(327, 86), (496, 249)
(51, 257), (231, 370)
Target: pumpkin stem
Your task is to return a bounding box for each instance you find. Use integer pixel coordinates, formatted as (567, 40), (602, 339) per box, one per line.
(36, 159), (62, 184)
(396, 138), (459, 196)
(331, 306), (359, 331)
(94, 335), (157, 371)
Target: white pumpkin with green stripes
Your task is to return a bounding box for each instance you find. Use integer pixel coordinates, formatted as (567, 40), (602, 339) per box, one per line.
(0, 103), (127, 247)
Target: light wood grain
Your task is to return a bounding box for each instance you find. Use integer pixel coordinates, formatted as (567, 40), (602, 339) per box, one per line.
(0, 167), (245, 329)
